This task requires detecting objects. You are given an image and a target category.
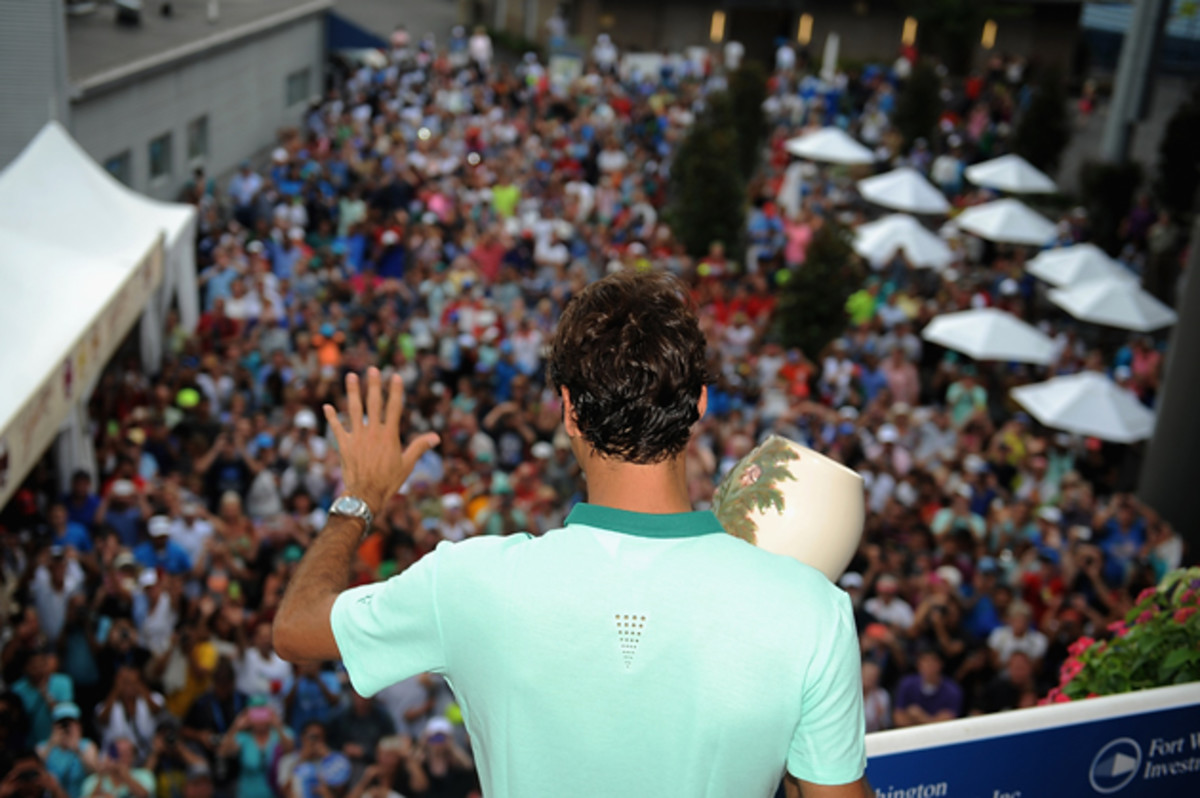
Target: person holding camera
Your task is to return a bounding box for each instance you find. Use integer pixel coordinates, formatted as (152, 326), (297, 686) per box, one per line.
(216, 701), (294, 798)
(1, 750), (68, 798)
(79, 737), (152, 798)
(36, 704), (96, 798)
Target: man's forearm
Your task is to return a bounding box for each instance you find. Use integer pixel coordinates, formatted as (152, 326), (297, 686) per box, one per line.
(274, 516), (365, 661)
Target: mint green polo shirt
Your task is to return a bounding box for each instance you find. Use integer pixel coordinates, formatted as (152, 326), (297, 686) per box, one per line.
(330, 504), (865, 797)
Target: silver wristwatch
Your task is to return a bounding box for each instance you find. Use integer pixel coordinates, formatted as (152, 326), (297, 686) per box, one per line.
(330, 495), (374, 536)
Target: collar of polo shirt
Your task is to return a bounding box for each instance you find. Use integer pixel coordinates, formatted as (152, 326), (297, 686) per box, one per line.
(565, 504), (725, 539)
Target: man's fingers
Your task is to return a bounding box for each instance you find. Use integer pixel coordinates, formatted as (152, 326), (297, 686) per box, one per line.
(345, 373), (364, 432)
(322, 405), (347, 448)
(365, 368), (384, 426)
(401, 433), (441, 474)
(384, 373), (405, 430)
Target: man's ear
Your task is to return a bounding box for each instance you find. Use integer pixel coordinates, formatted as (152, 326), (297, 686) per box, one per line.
(560, 387), (580, 438)
(697, 385), (708, 421)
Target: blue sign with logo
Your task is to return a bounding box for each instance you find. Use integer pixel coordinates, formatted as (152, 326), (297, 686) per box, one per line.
(866, 697), (1200, 798)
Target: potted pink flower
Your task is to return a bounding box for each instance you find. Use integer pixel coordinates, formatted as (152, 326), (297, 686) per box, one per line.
(1042, 566), (1200, 704)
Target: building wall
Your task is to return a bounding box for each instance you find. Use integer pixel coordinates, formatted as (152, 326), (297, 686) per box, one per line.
(0, 0), (70, 169)
(70, 14), (325, 200)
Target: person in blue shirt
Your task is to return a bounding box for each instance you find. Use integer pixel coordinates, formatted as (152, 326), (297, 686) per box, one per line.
(1099, 497), (1147, 587)
(64, 471), (100, 532)
(285, 662), (342, 733)
(37, 702), (97, 798)
(133, 516), (193, 576)
(96, 477), (149, 549)
(12, 646), (75, 745)
(48, 503), (92, 554)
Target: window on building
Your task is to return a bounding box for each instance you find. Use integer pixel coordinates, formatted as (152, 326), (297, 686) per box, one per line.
(148, 132), (172, 181)
(187, 115), (209, 161)
(286, 68), (311, 107)
(104, 150), (132, 186)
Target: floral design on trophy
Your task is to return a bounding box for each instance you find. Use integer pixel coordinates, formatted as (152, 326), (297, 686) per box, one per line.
(711, 436), (800, 545)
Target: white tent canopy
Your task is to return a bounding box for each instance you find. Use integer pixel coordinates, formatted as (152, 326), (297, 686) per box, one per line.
(1026, 243), (1137, 287)
(965, 154), (1058, 194)
(955, 199), (1057, 246)
(857, 168), (951, 215)
(1011, 371), (1156, 443)
(0, 122), (196, 505)
(785, 127), (876, 165)
(922, 308), (1056, 365)
(854, 214), (954, 269)
(1048, 279), (1179, 332)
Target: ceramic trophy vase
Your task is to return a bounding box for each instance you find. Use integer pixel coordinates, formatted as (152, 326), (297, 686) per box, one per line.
(711, 435), (864, 582)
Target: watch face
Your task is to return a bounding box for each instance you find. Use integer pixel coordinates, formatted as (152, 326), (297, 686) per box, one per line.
(334, 496), (367, 516)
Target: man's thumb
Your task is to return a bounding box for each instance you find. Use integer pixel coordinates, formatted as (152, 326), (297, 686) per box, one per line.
(403, 433), (441, 467)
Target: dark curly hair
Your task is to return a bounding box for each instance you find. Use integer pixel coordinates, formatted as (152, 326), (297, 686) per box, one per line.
(547, 271), (710, 465)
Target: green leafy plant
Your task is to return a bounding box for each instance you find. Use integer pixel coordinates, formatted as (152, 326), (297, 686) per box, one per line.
(712, 436), (800, 544)
(727, 62), (769, 179)
(1154, 85), (1200, 217)
(1079, 160), (1143, 256)
(893, 60), (942, 149)
(1043, 567), (1200, 704)
(774, 222), (864, 359)
(666, 94), (746, 259)
(1013, 66), (1071, 175)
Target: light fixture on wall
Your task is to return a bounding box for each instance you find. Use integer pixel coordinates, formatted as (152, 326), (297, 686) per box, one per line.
(901, 16), (918, 47)
(710, 10), (726, 43)
(797, 13), (813, 45)
(981, 19), (998, 49)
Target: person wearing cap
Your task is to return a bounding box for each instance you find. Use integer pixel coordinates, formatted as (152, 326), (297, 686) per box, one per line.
(436, 493), (474, 542)
(168, 501), (214, 566)
(37, 703), (97, 798)
(94, 476), (149, 549)
(132, 516), (192, 576)
(275, 273), (870, 797)
(986, 601), (1047, 672)
(863, 574), (915, 632)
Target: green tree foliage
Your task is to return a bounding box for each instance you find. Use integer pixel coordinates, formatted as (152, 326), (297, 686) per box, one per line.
(1155, 86), (1200, 217)
(666, 95), (746, 259)
(775, 222), (864, 359)
(909, 0), (982, 76)
(1013, 67), (1071, 174)
(893, 61), (942, 149)
(1080, 160), (1143, 255)
(727, 62), (769, 179)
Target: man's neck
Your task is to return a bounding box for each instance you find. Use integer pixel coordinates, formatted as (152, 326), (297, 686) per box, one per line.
(581, 452), (692, 515)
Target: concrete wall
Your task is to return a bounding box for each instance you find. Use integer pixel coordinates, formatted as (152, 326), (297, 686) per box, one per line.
(70, 14), (325, 200)
(0, 0), (70, 169)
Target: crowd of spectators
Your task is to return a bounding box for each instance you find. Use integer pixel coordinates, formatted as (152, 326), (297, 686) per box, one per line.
(0, 21), (1191, 798)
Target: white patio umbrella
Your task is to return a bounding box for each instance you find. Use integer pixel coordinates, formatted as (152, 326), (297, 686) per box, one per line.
(857, 167), (951, 215)
(955, 199), (1056, 246)
(1025, 243), (1138, 287)
(921, 308), (1056, 365)
(1011, 371), (1155, 443)
(785, 127), (876, 165)
(1048, 279), (1178, 332)
(854, 214), (954, 269)
(965, 154), (1058, 194)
